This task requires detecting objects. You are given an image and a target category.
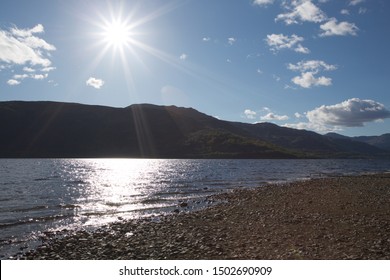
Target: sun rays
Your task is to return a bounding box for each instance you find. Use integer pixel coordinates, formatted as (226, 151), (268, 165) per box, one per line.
(101, 19), (134, 50)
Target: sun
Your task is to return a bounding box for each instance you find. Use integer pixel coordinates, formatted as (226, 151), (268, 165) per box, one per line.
(102, 19), (133, 49)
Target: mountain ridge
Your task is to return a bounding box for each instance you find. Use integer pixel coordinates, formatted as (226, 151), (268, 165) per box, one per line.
(326, 132), (390, 152)
(0, 101), (388, 158)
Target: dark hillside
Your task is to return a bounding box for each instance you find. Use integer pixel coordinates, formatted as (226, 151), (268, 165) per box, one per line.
(0, 101), (388, 158)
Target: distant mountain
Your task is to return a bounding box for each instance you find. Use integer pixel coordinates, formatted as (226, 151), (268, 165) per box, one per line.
(326, 132), (390, 152)
(233, 123), (387, 158)
(0, 101), (388, 158)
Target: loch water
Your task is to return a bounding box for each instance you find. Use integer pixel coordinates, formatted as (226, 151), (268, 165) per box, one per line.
(1, 158), (390, 259)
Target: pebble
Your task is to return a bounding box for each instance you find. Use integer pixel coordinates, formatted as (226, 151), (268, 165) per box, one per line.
(16, 173), (390, 260)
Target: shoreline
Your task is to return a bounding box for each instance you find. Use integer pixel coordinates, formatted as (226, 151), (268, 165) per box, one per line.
(16, 173), (390, 259)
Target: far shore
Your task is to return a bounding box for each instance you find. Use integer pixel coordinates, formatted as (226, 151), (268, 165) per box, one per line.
(19, 173), (390, 259)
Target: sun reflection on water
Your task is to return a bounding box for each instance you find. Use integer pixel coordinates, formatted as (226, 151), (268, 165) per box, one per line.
(58, 158), (198, 227)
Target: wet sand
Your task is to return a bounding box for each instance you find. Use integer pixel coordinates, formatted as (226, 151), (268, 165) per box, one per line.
(20, 173), (390, 259)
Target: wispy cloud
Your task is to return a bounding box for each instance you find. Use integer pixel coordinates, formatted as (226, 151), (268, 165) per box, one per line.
(41, 66), (56, 72)
(7, 79), (20, 86)
(9, 72), (49, 84)
(252, 0), (274, 6)
(86, 77), (105, 89)
(287, 60), (337, 72)
(245, 107), (289, 122)
(266, 33), (310, 54)
(260, 112), (289, 121)
(31, 74), (49, 80)
(23, 67), (35, 72)
(358, 7), (367, 14)
(228, 37), (236, 45)
(349, 0), (365, 6)
(179, 53), (188, 60)
(320, 18), (358, 36)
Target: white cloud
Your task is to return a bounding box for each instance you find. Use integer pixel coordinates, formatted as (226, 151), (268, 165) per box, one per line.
(320, 18), (358, 36)
(276, 0), (327, 25)
(10, 72), (49, 84)
(0, 24), (56, 84)
(202, 37), (211, 42)
(13, 74), (29, 80)
(288, 60), (337, 73)
(31, 74), (48, 80)
(244, 109), (257, 119)
(294, 44), (310, 54)
(228, 37), (236, 45)
(0, 24), (55, 67)
(10, 24), (44, 37)
(340, 9), (350, 15)
(285, 98), (390, 133)
(23, 67), (35, 72)
(253, 0), (274, 6)
(179, 53), (188, 60)
(266, 33), (310, 54)
(295, 112), (303, 118)
(287, 60), (336, 88)
(306, 98), (390, 127)
(260, 112), (289, 121)
(349, 0), (364, 6)
(41, 66), (56, 72)
(291, 72), (332, 88)
(7, 79), (20, 86)
(86, 77), (105, 89)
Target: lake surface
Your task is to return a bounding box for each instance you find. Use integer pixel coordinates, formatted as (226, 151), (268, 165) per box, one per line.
(1, 158), (390, 259)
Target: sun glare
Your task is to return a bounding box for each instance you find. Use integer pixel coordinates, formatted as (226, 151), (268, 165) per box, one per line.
(102, 20), (133, 49)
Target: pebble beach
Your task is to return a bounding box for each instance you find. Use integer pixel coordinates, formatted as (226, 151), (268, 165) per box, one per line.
(18, 173), (390, 260)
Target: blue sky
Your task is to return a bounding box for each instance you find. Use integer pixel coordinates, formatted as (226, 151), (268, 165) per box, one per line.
(1, 0), (389, 136)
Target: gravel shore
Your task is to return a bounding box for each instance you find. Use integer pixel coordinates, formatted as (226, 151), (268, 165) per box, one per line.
(20, 173), (390, 260)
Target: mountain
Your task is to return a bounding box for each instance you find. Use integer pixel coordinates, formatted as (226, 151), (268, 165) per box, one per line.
(326, 133), (390, 152)
(0, 101), (388, 158)
(353, 135), (390, 151)
(234, 123), (387, 157)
